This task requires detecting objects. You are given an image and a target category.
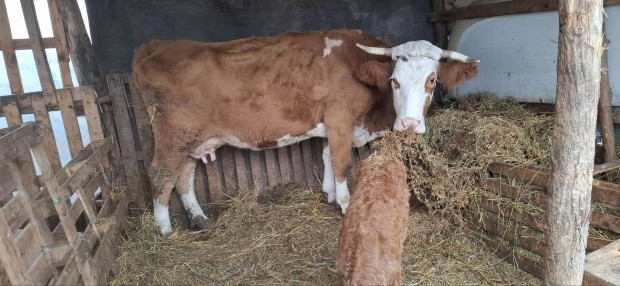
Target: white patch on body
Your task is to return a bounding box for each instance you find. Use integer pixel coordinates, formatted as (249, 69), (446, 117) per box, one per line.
(276, 123), (327, 147)
(322, 146), (336, 203)
(354, 29), (363, 34)
(154, 199), (172, 235)
(335, 179), (350, 214)
(323, 37), (343, 57)
(180, 171), (208, 221)
(352, 126), (387, 148)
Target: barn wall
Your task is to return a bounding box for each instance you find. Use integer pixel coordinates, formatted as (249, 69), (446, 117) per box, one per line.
(85, 0), (435, 75)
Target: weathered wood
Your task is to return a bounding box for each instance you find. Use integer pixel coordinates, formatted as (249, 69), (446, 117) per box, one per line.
(12, 37), (56, 50)
(57, 89), (84, 157)
(593, 160), (620, 175)
(584, 238), (620, 286)
(587, 237), (612, 252)
(301, 140), (315, 185)
(0, 0), (24, 94)
(546, 0), (604, 283)
(249, 150), (266, 189)
(277, 147), (292, 184)
(48, 0), (73, 88)
(264, 149), (279, 186)
(0, 122), (41, 164)
(477, 194), (546, 232)
(20, 0), (56, 96)
(590, 211), (620, 235)
(431, 0), (448, 48)
(30, 95), (62, 174)
(205, 157), (224, 202)
(0, 203), (34, 285)
(598, 30), (615, 163)
(28, 254), (56, 285)
(0, 86), (87, 113)
(489, 163), (620, 208)
(15, 224), (39, 265)
(4, 197), (28, 233)
(477, 232), (544, 279)
(233, 148), (250, 191)
(124, 74), (153, 169)
(221, 146), (237, 197)
(290, 143), (305, 183)
(0, 166), (16, 201)
(108, 75), (146, 207)
(427, 0), (620, 23)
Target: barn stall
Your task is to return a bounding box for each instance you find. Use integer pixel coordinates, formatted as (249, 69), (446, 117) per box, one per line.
(0, 0), (619, 285)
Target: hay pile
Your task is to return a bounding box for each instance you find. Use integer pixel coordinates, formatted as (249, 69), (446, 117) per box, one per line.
(373, 93), (553, 219)
(111, 94), (553, 285)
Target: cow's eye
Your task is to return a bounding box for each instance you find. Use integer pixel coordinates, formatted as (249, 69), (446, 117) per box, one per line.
(390, 77), (400, 89)
(430, 78), (436, 84)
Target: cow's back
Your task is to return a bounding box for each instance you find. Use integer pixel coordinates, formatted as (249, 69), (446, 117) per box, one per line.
(336, 156), (409, 286)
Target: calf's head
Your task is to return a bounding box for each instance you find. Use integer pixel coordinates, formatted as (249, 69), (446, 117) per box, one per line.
(356, 41), (479, 134)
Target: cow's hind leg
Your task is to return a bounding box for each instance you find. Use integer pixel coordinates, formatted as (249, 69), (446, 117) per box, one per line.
(325, 122), (355, 214)
(321, 139), (336, 203)
(176, 158), (209, 229)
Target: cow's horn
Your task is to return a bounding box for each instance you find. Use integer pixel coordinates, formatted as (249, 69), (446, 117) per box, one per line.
(441, 50), (480, 63)
(356, 43), (392, 57)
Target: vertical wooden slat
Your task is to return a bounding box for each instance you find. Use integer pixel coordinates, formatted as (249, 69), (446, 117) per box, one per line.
(301, 140), (315, 185)
(0, 206), (34, 285)
(193, 163), (208, 205)
(249, 151), (266, 189)
(20, 0), (56, 95)
(125, 74), (153, 168)
(75, 188), (101, 240)
(48, 0), (73, 88)
(312, 138), (325, 178)
(233, 148), (250, 191)
(264, 149), (279, 186)
(107, 75), (145, 207)
(80, 87), (104, 142)
(0, 0), (24, 94)
(30, 95), (61, 172)
(277, 147), (291, 184)
(598, 30), (615, 163)
(221, 146), (237, 197)
(57, 89), (83, 157)
(205, 157), (224, 202)
(290, 143), (304, 184)
(2, 101), (39, 194)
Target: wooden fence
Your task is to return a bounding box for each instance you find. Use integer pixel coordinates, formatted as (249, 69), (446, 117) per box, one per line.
(470, 162), (620, 279)
(0, 122), (127, 285)
(107, 72), (374, 222)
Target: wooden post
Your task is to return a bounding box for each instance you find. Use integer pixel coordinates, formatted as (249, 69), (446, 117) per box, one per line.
(545, 0), (604, 284)
(54, 0), (125, 185)
(597, 24), (615, 163)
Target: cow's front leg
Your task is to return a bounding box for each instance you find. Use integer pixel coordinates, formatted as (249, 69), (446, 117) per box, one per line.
(326, 126), (355, 214)
(321, 140), (336, 203)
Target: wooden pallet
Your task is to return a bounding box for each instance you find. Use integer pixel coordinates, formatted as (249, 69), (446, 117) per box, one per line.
(470, 162), (620, 279)
(0, 122), (127, 285)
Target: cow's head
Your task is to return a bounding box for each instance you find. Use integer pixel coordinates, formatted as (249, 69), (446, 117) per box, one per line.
(356, 40), (479, 134)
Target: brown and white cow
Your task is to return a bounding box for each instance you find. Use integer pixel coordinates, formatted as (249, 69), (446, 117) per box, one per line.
(132, 29), (478, 235)
(337, 155), (409, 286)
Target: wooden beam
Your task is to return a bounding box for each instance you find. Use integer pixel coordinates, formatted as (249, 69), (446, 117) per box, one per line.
(13, 37), (56, 50)
(545, 0), (604, 284)
(48, 0), (73, 88)
(598, 26), (615, 163)
(427, 0), (620, 23)
(593, 160), (620, 175)
(0, 0), (24, 94)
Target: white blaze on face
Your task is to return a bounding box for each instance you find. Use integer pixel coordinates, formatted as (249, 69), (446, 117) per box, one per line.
(323, 37), (343, 57)
(390, 41), (442, 134)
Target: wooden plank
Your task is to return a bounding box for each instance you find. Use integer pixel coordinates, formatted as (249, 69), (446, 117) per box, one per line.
(477, 232), (544, 279)
(482, 179), (547, 209)
(431, 0), (448, 48)
(477, 195), (545, 232)
(489, 163), (620, 208)
(194, 163), (208, 205)
(264, 149), (279, 186)
(313, 138), (325, 178)
(249, 150), (266, 189)
(20, 0), (56, 96)
(0, 87), (86, 112)
(0, 0), (24, 94)
(48, 0), (73, 88)
(0, 122), (41, 165)
(15, 224), (39, 266)
(593, 160), (620, 175)
(0, 203), (34, 285)
(290, 143), (304, 183)
(233, 148), (250, 191)
(427, 0), (620, 23)
(76, 188), (102, 239)
(124, 73), (153, 168)
(12, 37), (56, 50)
(27, 253), (56, 285)
(277, 147), (292, 184)
(80, 87), (105, 142)
(598, 31), (616, 163)
(0, 165), (16, 201)
(591, 211), (620, 235)
(31, 143), (78, 245)
(588, 237), (613, 252)
(221, 146), (237, 197)
(205, 158), (224, 202)
(31, 95), (62, 174)
(584, 238), (620, 286)
(301, 140), (315, 185)
(1, 97), (23, 126)
(57, 89), (84, 157)
(4, 197), (28, 233)
(108, 75), (145, 205)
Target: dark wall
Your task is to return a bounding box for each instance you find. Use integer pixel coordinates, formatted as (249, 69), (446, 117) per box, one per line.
(85, 0), (435, 75)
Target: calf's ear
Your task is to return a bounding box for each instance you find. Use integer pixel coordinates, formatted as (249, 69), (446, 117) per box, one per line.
(438, 61), (478, 91)
(355, 61), (392, 93)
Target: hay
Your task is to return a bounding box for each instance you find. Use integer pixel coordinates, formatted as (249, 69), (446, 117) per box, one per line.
(112, 185), (539, 285)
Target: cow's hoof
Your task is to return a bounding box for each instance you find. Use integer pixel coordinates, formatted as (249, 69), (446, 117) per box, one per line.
(190, 215), (210, 230)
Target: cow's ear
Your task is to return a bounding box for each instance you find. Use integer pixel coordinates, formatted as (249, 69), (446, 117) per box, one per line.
(437, 61), (478, 91)
(355, 61), (392, 93)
